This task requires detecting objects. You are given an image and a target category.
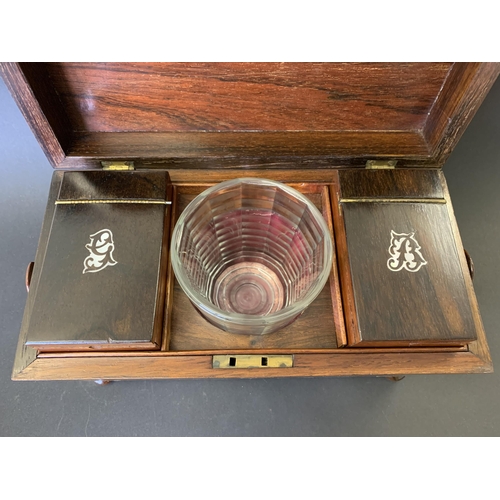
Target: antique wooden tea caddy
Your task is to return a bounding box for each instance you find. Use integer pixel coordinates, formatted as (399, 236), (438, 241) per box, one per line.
(2, 62), (498, 381)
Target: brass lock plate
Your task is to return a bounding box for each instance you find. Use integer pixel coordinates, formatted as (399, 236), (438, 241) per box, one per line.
(212, 355), (294, 369)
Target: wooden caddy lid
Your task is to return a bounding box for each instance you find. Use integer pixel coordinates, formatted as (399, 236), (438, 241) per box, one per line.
(23, 170), (172, 352)
(1, 62), (499, 170)
(331, 169), (479, 347)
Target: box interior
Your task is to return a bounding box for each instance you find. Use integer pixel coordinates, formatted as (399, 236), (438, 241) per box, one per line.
(164, 182), (343, 352)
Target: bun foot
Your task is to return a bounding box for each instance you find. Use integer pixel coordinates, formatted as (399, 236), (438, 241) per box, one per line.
(94, 379), (112, 385)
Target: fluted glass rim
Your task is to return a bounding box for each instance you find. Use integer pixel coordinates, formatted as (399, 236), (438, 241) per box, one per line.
(171, 178), (333, 326)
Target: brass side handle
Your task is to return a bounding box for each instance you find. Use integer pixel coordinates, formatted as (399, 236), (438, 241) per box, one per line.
(25, 262), (34, 292)
(464, 249), (474, 281)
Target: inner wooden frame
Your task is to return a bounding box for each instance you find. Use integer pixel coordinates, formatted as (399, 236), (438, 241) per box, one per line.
(164, 182), (344, 352)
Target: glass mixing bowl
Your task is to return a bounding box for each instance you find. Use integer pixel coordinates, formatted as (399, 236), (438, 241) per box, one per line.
(171, 178), (333, 335)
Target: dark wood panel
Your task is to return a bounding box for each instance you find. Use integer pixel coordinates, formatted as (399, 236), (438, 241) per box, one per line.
(59, 170), (170, 200)
(26, 203), (167, 350)
(339, 169), (444, 199)
(24, 171), (171, 351)
(341, 202), (477, 346)
(44, 62), (451, 133)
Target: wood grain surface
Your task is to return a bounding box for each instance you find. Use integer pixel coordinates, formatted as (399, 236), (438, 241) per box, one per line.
(424, 63), (500, 165)
(0, 63), (69, 167)
(339, 169), (444, 199)
(342, 202), (476, 345)
(2, 62), (498, 168)
(61, 130), (431, 168)
(14, 350), (491, 381)
(322, 185), (347, 347)
(161, 186), (178, 351)
(42, 62), (451, 132)
(333, 169), (479, 347)
(169, 280), (337, 350)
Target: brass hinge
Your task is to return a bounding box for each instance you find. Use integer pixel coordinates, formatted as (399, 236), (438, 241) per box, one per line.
(365, 160), (397, 169)
(101, 161), (135, 171)
(212, 354), (294, 369)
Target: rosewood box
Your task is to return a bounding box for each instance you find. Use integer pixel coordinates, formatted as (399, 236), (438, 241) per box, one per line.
(1, 62), (498, 381)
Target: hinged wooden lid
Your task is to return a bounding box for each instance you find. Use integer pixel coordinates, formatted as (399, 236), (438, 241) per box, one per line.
(1, 62), (499, 169)
(24, 170), (172, 351)
(331, 169), (479, 347)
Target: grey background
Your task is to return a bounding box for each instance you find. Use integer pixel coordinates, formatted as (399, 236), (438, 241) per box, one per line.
(1, 75), (499, 437)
